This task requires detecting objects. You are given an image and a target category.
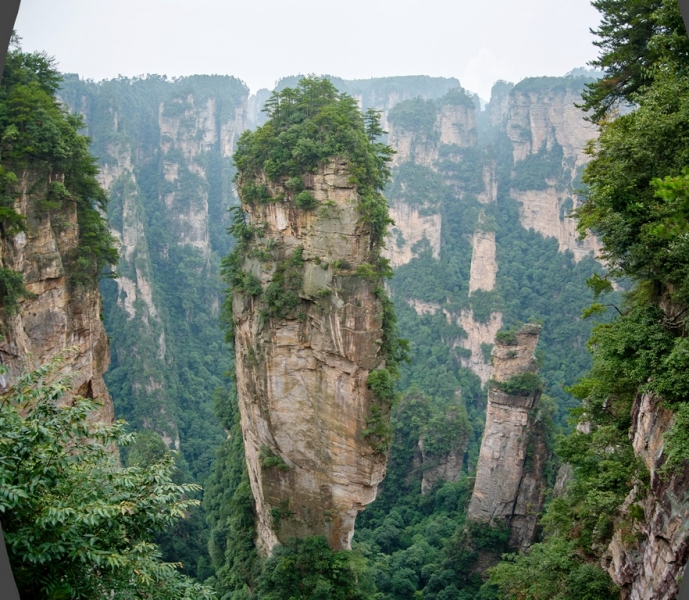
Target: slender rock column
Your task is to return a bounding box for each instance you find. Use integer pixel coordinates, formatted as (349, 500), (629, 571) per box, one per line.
(467, 323), (547, 549)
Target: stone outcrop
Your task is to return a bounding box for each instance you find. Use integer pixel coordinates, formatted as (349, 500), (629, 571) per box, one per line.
(477, 161), (498, 205)
(418, 404), (469, 495)
(467, 323), (547, 549)
(603, 393), (689, 600)
(506, 81), (597, 167)
(345, 76), (461, 133)
(389, 97), (477, 167)
(232, 159), (390, 554)
(513, 188), (602, 261)
(456, 310), (503, 386)
(0, 171), (113, 423)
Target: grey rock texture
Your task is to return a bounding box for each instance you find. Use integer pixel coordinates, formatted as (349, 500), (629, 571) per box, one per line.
(603, 393), (689, 600)
(467, 323), (547, 549)
(0, 170), (113, 423)
(233, 159), (390, 554)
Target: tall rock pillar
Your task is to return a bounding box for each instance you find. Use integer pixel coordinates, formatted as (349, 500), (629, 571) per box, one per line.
(231, 160), (392, 555)
(467, 323), (548, 549)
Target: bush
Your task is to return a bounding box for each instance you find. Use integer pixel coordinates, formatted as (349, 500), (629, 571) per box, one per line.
(256, 536), (375, 600)
(295, 190), (317, 209)
(0, 357), (214, 599)
(491, 372), (543, 397)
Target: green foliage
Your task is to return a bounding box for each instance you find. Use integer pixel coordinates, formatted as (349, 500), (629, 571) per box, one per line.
(294, 190), (317, 209)
(495, 328), (518, 345)
(487, 537), (618, 600)
(241, 182), (273, 204)
(261, 247), (305, 321)
(260, 446), (291, 471)
(386, 162), (446, 209)
(0, 165), (24, 233)
(0, 40), (119, 286)
(0, 267), (33, 313)
(204, 390), (261, 597)
(367, 368), (396, 403)
(576, 71), (689, 305)
(580, 0), (689, 122)
(388, 98), (437, 133)
(490, 372), (543, 397)
(511, 143), (564, 191)
(0, 358), (214, 599)
(255, 536), (375, 600)
(233, 77), (393, 237)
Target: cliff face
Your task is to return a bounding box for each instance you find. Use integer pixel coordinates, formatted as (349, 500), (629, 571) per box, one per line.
(388, 98), (477, 167)
(418, 403), (469, 495)
(232, 159), (390, 554)
(0, 171), (113, 423)
(604, 393), (689, 600)
(384, 200), (441, 268)
(467, 324), (547, 549)
(505, 79), (601, 261)
(59, 75), (247, 473)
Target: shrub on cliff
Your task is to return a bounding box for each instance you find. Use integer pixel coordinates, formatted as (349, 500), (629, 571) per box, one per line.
(255, 536), (375, 600)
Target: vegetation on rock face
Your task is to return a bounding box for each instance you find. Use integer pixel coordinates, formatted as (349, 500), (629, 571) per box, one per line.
(233, 76), (393, 243)
(0, 358), (214, 599)
(490, 372), (543, 397)
(0, 36), (118, 290)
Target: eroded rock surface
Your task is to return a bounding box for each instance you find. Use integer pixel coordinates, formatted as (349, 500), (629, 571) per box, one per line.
(603, 393), (689, 600)
(456, 311), (503, 386)
(505, 80), (601, 261)
(467, 323), (547, 549)
(383, 200), (441, 268)
(0, 171), (113, 423)
(233, 159), (390, 554)
(468, 230), (497, 294)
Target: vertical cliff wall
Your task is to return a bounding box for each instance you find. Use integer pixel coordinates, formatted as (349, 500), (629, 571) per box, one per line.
(603, 393), (689, 600)
(0, 171), (114, 423)
(505, 77), (601, 261)
(59, 75), (248, 478)
(232, 157), (391, 553)
(467, 324), (547, 549)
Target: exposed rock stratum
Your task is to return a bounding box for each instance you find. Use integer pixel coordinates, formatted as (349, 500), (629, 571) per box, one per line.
(232, 159), (391, 554)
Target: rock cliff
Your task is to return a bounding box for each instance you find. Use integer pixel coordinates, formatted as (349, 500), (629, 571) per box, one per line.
(59, 74), (247, 471)
(603, 393), (689, 600)
(418, 403), (469, 495)
(467, 324), (547, 549)
(232, 159), (391, 554)
(0, 170), (113, 423)
(388, 93), (477, 167)
(505, 77), (602, 261)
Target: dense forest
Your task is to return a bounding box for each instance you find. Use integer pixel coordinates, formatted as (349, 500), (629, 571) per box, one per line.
(1, 0), (688, 597)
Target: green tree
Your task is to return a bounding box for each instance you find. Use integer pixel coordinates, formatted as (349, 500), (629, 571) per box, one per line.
(0, 358), (214, 599)
(255, 536), (375, 600)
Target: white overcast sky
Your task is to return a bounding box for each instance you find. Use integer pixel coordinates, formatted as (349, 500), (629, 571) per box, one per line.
(14, 0), (602, 100)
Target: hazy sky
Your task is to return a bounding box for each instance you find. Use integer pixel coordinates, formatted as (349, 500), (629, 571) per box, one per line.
(14, 0), (602, 100)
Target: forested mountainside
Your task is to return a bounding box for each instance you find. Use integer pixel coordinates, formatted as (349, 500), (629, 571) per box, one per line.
(55, 65), (611, 592)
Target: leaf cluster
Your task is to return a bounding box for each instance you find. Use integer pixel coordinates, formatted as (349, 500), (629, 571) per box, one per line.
(0, 357), (214, 599)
